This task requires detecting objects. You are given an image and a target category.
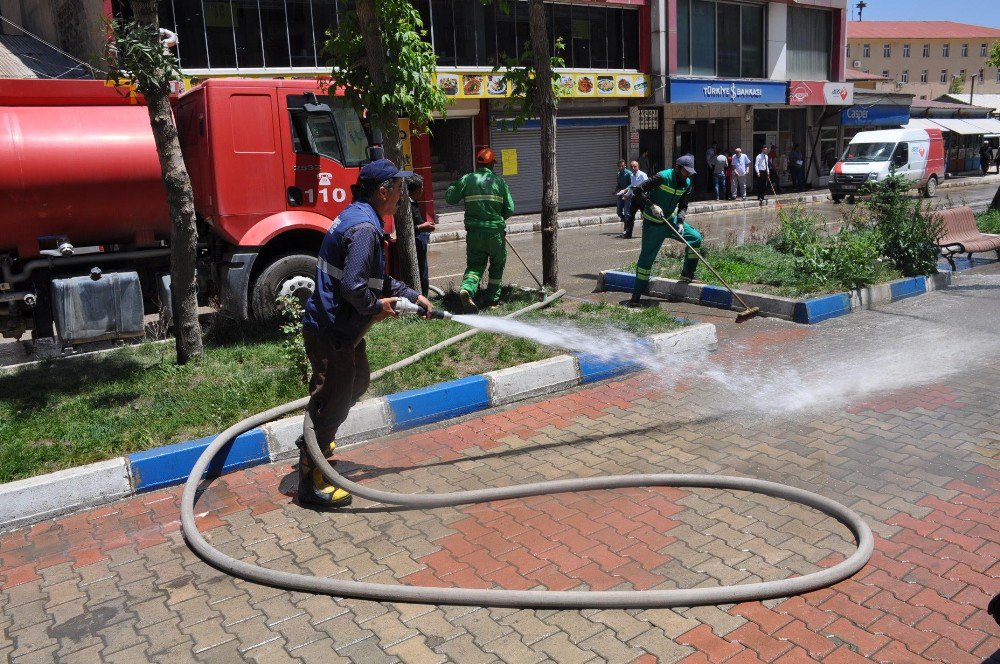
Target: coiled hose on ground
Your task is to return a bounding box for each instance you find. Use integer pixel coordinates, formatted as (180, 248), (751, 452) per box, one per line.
(181, 295), (873, 608)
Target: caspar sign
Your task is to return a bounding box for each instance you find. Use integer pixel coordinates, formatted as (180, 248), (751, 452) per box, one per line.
(669, 78), (788, 104)
(788, 81), (855, 106)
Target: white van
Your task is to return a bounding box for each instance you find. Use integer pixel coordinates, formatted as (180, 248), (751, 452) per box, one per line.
(829, 127), (946, 202)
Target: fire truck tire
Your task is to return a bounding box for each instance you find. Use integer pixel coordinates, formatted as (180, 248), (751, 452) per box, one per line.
(251, 252), (317, 320)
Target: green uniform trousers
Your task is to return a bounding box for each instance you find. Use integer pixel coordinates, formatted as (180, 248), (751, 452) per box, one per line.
(461, 227), (507, 305)
(633, 219), (702, 295)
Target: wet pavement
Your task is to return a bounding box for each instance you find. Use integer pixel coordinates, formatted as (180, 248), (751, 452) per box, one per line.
(1, 263), (998, 662)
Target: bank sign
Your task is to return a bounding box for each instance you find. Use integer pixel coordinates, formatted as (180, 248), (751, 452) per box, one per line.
(669, 78), (787, 104)
(841, 105), (910, 126)
(788, 81), (855, 105)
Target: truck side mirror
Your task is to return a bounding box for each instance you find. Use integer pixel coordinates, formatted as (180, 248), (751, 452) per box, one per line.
(303, 92), (333, 116)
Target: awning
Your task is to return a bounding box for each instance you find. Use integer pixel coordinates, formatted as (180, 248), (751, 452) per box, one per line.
(965, 118), (1000, 136)
(905, 119), (939, 130)
(929, 118), (990, 135)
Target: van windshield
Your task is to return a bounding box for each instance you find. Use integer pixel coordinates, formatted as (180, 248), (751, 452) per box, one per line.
(842, 142), (895, 163)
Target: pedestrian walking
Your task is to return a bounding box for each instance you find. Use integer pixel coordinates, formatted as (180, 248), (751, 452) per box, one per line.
(713, 150), (728, 200)
(299, 158), (434, 509)
(408, 174), (435, 297)
(615, 160), (648, 239)
(706, 141), (718, 193)
(627, 154), (703, 306)
(789, 143), (806, 191)
(731, 147), (751, 200)
(615, 159), (631, 229)
(755, 145), (771, 206)
(446, 148), (515, 313)
(770, 144), (784, 194)
(639, 148), (653, 176)
(980, 141), (992, 176)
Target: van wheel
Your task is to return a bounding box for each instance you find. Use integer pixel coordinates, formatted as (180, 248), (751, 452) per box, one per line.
(251, 252), (317, 321)
(831, 194), (844, 203)
(923, 175), (937, 198)
(847, 195), (856, 204)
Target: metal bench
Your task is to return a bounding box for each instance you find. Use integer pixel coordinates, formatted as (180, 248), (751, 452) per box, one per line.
(935, 206), (1000, 271)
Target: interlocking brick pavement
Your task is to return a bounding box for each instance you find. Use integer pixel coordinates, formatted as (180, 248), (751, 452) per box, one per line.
(2, 273), (1000, 662)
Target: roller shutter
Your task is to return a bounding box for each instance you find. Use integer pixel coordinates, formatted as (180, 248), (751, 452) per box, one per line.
(491, 124), (622, 215)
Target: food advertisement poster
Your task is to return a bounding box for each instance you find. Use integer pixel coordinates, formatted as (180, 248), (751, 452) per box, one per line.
(436, 71), (650, 99)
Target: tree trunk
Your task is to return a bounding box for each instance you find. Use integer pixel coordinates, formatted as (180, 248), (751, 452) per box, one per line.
(529, 0), (558, 288)
(130, 0), (203, 364)
(356, 0), (421, 290)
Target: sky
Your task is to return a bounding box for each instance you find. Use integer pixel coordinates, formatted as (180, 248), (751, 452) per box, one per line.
(848, 0), (1000, 29)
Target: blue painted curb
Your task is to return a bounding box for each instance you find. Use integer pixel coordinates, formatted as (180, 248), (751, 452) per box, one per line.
(575, 339), (652, 384)
(794, 293), (852, 324)
(128, 428), (269, 493)
(890, 276), (926, 301)
(386, 375), (492, 431)
(602, 271), (636, 292)
(699, 285), (733, 309)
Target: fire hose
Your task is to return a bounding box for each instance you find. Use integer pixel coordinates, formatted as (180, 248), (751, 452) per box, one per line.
(181, 304), (873, 608)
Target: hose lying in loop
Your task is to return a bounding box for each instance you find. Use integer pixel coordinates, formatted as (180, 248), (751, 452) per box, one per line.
(180, 301), (875, 608)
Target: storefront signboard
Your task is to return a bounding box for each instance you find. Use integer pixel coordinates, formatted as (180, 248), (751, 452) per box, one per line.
(841, 105), (910, 126)
(788, 81), (854, 106)
(668, 78), (787, 105)
(436, 70), (650, 99)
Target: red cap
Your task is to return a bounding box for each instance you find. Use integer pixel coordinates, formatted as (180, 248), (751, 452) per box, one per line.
(476, 148), (496, 165)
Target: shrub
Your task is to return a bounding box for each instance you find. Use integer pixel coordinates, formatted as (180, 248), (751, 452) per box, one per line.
(861, 174), (943, 276)
(977, 209), (1000, 234)
(772, 207), (823, 256)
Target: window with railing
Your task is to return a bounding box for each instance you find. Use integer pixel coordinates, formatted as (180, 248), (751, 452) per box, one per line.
(675, 0), (767, 78)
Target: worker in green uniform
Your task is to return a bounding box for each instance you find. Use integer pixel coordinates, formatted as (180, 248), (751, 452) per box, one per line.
(628, 154), (703, 306)
(446, 148), (515, 312)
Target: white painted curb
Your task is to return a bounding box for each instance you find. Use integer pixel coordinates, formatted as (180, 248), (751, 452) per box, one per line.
(0, 459), (132, 530)
(263, 397), (392, 460)
(648, 323), (718, 354)
(486, 355), (581, 406)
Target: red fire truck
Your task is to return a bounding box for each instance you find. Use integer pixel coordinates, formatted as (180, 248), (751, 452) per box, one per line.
(0, 78), (382, 345)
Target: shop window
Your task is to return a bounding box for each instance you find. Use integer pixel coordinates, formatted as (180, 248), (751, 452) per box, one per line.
(233, 0), (265, 68)
(677, 0), (690, 71)
(287, 1), (317, 67)
(496, 2), (518, 62)
(691, 0), (716, 75)
(260, 0), (291, 68)
(431, 0), (456, 66)
(740, 4), (764, 78)
(170, 0), (210, 69)
(716, 3), (741, 78)
(787, 6), (831, 80)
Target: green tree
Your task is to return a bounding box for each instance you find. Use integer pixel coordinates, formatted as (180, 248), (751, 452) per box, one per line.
(324, 0), (448, 290)
(108, 1), (202, 364)
(948, 72), (966, 94)
(492, 0), (564, 288)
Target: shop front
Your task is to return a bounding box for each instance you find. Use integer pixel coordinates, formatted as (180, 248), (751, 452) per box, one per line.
(787, 81), (855, 187)
(663, 77), (788, 197)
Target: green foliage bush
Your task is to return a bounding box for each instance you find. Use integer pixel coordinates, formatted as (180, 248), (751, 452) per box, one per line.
(859, 174), (943, 276)
(977, 209), (1000, 234)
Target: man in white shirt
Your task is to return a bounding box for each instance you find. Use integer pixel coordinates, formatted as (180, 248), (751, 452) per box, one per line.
(730, 147), (751, 200)
(615, 160), (648, 238)
(754, 145), (771, 206)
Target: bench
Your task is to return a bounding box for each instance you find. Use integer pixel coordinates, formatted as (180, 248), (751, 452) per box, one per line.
(934, 206), (1000, 271)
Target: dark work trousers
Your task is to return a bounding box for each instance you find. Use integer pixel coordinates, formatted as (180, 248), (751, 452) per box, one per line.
(623, 197), (638, 236)
(303, 329), (371, 449)
(415, 231), (431, 297)
(756, 172), (770, 202)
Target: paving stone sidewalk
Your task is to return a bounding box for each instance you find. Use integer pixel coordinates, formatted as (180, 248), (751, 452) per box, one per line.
(1, 270), (999, 663)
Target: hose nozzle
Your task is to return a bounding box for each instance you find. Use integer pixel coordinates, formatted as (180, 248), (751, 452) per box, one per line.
(393, 299), (452, 320)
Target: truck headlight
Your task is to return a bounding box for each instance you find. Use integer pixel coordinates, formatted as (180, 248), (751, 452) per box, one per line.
(868, 172), (879, 181)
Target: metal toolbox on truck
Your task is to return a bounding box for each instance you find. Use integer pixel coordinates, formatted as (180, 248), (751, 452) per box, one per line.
(51, 270), (145, 344)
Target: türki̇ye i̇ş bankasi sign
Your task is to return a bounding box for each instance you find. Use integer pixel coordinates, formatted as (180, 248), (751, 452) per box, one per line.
(668, 78), (788, 104)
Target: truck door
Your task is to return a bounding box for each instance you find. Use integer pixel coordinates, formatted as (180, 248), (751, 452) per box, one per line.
(281, 94), (365, 219)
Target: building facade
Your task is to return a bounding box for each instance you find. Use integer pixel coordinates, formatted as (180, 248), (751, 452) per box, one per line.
(846, 21), (1000, 101)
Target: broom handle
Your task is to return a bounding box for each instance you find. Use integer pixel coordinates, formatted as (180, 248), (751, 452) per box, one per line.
(663, 218), (755, 312)
(504, 236), (544, 289)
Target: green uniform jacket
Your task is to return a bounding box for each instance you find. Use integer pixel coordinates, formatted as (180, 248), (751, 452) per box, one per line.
(446, 167), (515, 230)
(636, 168), (691, 226)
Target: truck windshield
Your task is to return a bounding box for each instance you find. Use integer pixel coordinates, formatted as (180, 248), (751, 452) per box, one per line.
(842, 142), (895, 162)
(288, 94), (369, 166)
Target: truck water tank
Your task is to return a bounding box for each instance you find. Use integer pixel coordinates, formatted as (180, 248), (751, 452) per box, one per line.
(0, 104), (171, 260)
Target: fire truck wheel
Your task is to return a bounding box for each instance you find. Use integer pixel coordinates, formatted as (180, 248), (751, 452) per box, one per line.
(251, 252), (317, 320)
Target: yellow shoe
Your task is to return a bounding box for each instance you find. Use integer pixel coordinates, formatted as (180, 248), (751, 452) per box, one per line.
(297, 458), (352, 509)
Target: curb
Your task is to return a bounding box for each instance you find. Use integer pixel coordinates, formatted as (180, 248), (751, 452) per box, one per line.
(0, 323), (717, 531)
(598, 270), (952, 324)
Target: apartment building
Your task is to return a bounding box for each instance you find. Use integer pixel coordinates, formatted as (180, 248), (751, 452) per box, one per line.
(846, 21), (1000, 100)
